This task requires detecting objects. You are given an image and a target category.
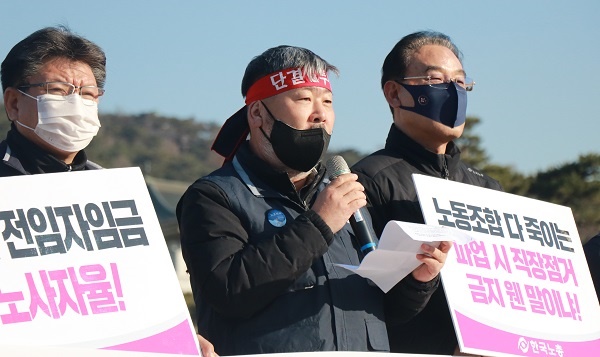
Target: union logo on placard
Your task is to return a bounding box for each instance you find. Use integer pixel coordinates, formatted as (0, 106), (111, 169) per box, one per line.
(518, 336), (530, 353)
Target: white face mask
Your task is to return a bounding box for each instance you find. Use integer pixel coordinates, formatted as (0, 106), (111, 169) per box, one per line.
(16, 92), (101, 152)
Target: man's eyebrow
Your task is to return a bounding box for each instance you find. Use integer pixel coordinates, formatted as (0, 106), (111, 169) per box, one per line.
(424, 65), (443, 73)
(424, 66), (466, 76)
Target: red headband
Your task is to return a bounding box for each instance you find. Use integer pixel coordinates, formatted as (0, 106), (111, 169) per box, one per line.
(245, 67), (332, 104)
(212, 68), (332, 164)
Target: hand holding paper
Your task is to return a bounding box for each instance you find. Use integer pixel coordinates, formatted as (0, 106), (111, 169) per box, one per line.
(412, 239), (453, 283)
(336, 220), (473, 292)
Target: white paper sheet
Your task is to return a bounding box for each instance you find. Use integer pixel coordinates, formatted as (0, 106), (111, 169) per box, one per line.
(336, 221), (473, 293)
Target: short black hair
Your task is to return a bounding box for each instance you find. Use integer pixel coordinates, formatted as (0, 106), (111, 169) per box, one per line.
(1, 26), (106, 92)
(381, 31), (462, 90)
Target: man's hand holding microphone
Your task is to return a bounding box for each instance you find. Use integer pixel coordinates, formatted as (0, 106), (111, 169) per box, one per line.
(315, 155), (451, 281)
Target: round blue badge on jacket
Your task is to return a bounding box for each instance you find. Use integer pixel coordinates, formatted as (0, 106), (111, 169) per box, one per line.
(267, 209), (286, 227)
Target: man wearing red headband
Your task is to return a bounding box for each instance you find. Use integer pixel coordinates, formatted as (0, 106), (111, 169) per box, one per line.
(176, 45), (448, 355)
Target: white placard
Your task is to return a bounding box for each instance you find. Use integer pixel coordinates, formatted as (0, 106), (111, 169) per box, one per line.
(413, 173), (600, 357)
(0, 168), (199, 355)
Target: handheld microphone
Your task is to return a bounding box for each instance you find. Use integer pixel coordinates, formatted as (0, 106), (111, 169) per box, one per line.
(325, 155), (377, 256)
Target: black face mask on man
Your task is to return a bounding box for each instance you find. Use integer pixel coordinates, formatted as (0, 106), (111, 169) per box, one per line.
(259, 102), (331, 172)
(397, 81), (467, 128)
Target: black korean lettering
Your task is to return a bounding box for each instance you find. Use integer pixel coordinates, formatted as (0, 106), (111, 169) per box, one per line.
(0, 210), (37, 258)
(44, 206), (60, 232)
(504, 213), (524, 242)
(0, 210), (24, 240)
(121, 227), (149, 247)
(466, 204), (489, 234)
(85, 203), (105, 228)
(540, 221), (558, 248)
(111, 200), (143, 226)
(12, 209), (33, 243)
(36, 233), (67, 255)
(111, 200), (147, 247)
(433, 197), (455, 227)
(101, 202), (116, 227)
(26, 208), (47, 233)
(27, 206), (67, 256)
(73, 205), (94, 251)
(483, 208), (504, 237)
(552, 223), (574, 253)
(450, 201), (472, 231)
(54, 206), (93, 252)
(524, 217), (545, 247)
(93, 229), (123, 250)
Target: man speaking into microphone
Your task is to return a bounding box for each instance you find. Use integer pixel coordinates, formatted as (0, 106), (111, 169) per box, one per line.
(176, 45), (450, 355)
(326, 155), (377, 258)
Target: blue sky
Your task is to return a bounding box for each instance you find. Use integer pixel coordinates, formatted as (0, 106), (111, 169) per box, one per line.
(2, 1), (598, 175)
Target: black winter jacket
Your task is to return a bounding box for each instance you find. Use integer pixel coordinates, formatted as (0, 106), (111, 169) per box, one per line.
(583, 233), (600, 302)
(176, 142), (439, 355)
(352, 124), (503, 355)
(0, 125), (100, 177)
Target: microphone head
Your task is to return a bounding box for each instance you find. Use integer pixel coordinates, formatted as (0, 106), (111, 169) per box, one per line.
(325, 155), (350, 180)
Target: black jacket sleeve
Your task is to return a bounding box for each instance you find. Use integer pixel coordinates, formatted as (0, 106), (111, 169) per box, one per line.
(384, 274), (440, 326)
(176, 179), (333, 319)
(354, 167), (441, 325)
(353, 170), (393, 236)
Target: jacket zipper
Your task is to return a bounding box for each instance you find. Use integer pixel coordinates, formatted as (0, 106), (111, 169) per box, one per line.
(442, 157), (449, 180)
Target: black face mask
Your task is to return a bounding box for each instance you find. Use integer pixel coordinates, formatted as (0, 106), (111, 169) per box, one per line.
(260, 102), (331, 172)
(397, 81), (467, 128)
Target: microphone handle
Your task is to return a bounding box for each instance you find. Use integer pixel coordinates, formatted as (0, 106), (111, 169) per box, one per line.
(349, 209), (376, 254)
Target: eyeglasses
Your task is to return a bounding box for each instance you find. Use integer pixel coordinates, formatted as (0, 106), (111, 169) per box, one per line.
(401, 75), (475, 91)
(18, 81), (105, 100)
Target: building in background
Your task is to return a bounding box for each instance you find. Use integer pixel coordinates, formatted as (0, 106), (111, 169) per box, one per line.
(145, 176), (191, 294)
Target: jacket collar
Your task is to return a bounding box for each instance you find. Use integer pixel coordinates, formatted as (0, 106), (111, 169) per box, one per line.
(4, 124), (89, 174)
(233, 141), (325, 206)
(384, 124), (462, 176)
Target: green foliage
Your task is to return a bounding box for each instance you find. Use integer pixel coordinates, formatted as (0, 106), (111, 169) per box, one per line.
(526, 154), (600, 240)
(479, 164), (532, 196)
(454, 116), (599, 239)
(455, 117), (490, 168)
(0, 104), (8, 133)
(457, 117), (531, 195)
(85, 112), (223, 182)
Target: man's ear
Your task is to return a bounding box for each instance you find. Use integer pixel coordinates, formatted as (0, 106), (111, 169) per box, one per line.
(3, 88), (20, 122)
(247, 101), (264, 129)
(383, 80), (403, 108)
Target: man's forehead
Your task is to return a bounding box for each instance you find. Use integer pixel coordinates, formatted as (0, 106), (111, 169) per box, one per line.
(266, 86), (332, 100)
(28, 59), (97, 85)
(407, 45), (463, 73)
(286, 86), (332, 95)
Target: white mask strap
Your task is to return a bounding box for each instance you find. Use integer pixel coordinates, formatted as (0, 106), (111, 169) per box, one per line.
(14, 119), (36, 132)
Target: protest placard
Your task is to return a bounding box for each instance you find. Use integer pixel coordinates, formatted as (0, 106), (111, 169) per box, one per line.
(0, 167), (199, 355)
(413, 173), (600, 357)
